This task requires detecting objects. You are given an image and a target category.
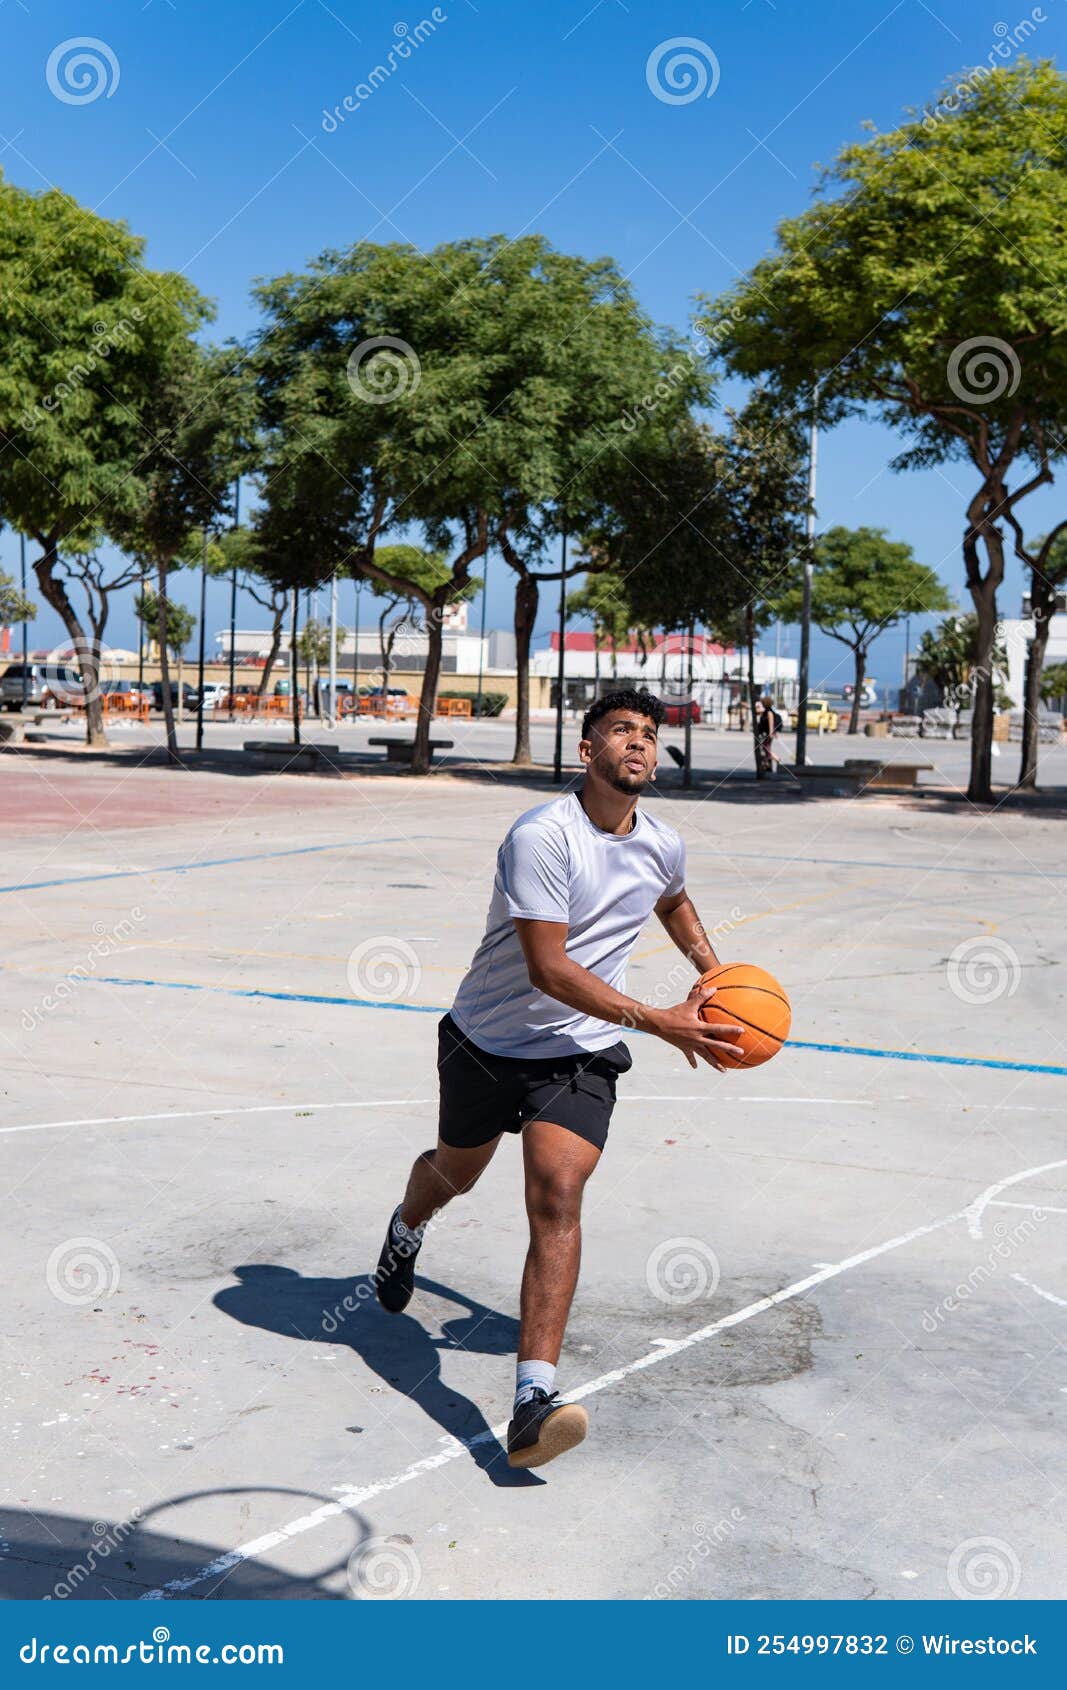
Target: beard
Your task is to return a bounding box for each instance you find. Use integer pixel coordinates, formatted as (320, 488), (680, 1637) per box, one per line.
(606, 765), (650, 795)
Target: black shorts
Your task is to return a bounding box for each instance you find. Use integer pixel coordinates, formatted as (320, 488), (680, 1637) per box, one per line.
(437, 1013), (633, 1153)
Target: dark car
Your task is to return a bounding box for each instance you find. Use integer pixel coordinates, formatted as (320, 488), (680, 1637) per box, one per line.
(150, 681), (199, 710)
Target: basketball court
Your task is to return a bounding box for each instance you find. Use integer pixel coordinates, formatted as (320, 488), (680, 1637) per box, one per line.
(2, 745), (1065, 1600)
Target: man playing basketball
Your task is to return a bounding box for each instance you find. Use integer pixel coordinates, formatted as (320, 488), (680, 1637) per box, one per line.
(375, 690), (744, 1470)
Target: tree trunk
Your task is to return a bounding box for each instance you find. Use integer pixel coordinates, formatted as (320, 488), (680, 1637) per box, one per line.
(746, 604), (761, 778)
(32, 539), (107, 748)
(291, 589), (301, 748)
(967, 578), (998, 803)
(512, 571), (538, 766)
(411, 603), (444, 776)
(848, 648), (865, 735)
(1018, 578), (1054, 789)
(177, 650), (184, 724)
(156, 562), (181, 767)
(256, 598), (286, 701)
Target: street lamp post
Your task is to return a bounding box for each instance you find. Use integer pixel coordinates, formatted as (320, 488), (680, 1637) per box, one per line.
(227, 476), (240, 719)
(553, 531), (567, 785)
(476, 552), (489, 719)
(19, 533), (28, 708)
(196, 527), (208, 751)
(795, 385), (819, 770)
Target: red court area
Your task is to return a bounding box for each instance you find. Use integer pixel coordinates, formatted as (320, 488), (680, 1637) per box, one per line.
(2, 756), (365, 833)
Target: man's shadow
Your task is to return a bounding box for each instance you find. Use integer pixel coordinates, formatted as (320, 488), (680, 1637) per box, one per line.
(215, 1266), (542, 1487)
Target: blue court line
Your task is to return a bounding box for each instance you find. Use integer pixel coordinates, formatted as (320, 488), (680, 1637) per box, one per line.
(88, 975), (1067, 1076)
(0, 837), (424, 895)
(693, 848), (1067, 882)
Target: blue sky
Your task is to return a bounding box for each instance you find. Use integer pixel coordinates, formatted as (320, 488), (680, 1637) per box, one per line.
(2, 0), (1063, 697)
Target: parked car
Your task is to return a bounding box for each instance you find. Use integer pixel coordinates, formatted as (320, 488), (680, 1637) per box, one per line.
(100, 679), (152, 706)
(662, 699), (701, 726)
(197, 682), (228, 710)
(789, 697), (839, 733)
(150, 680), (199, 711)
(0, 662), (83, 710)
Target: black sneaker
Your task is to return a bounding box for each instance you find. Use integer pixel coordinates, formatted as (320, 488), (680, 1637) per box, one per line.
(506, 1389), (588, 1470)
(374, 1208), (422, 1314)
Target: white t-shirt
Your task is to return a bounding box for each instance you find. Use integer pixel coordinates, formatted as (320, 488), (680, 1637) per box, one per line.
(450, 791), (686, 1058)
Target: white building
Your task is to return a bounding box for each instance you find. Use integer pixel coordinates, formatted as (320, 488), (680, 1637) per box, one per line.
(531, 631), (799, 723)
(1000, 614), (1067, 708)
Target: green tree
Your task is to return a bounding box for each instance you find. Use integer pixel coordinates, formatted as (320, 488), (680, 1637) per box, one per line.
(110, 343), (253, 762)
(1040, 661), (1067, 707)
(208, 524), (291, 705)
(915, 613), (1009, 712)
(772, 526), (951, 733)
(1008, 525), (1067, 785)
(252, 236), (700, 771)
(566, 571), (656, 691)
(0, 180), (211, 746)
(135, 588), (197, 717)
(698, 59), (1067, 802)
(0, 568), (35, 626)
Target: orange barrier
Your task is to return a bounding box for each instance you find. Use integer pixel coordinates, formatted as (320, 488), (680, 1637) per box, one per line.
(437, 697), (472, 719)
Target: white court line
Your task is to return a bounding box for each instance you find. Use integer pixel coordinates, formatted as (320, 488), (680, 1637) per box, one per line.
(964, 1160), (1067, 1238)
(142, 1202), (967, 1600)
(0, 1095), (884, 1139)
(990, 1200), (1067, 1216)
(1010, 1273), (1067, 1310)
(0, 1100), (433, 1138)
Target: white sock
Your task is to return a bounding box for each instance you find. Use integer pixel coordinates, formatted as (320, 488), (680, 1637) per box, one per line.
(514, 1359), (556, 1410)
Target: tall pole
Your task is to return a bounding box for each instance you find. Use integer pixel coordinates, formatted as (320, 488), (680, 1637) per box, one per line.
(795, 385), (819, 769)
(19, 533), (28, 707)
(196, 528), (208, 751)
(683, 621), (695, 789)
(353, 579), (361, 699)
(903, 614), (911, 712)
(138, 568), (146, 694)
(290, 587), (301, 746)
(328, 574), (338, 727)
(553, 531), (567, 784)
(476, 552), (489, 718)
(774, 620), (781, 707)
(227, 476), (240, 719)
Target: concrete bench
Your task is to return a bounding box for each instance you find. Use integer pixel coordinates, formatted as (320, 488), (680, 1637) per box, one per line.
(797, 759), (932, 794)
(244, 740), (339, 772)
(0, 719), (26, 747)
(844, 759), (933, 789)
(369, 736), (454, 765)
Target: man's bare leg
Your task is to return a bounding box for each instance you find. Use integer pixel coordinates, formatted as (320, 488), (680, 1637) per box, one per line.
(376, 1134), (499, 1314)
(399, 1134), (501, 1230)
(507, 1119), (600, 1469)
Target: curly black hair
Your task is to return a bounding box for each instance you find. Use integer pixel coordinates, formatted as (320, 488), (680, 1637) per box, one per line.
(581, 688), (666, 741)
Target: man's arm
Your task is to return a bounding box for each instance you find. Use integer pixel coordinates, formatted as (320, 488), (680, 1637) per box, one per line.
(654, 889), (721, 975)
(512, 918), (744, 1071)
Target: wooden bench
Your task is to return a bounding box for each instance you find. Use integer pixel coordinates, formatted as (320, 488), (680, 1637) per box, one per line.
(369, 736), (454, 765)
(244, 740), (339, 772)
(797, 759), (933, 794)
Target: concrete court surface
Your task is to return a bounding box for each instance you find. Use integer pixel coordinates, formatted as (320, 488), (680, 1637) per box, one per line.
(1, 747), (1065, 1601)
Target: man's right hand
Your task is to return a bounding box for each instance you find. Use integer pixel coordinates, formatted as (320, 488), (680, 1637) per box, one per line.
(648, 984), (746, 1071)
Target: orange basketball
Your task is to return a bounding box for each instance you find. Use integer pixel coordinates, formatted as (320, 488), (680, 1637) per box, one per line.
(697, 963), (791, 1069)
